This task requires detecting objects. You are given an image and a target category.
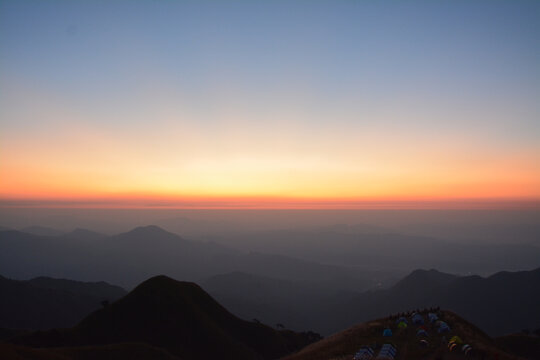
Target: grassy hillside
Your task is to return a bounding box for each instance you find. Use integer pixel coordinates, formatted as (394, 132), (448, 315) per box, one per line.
(283, 310), (524, 360)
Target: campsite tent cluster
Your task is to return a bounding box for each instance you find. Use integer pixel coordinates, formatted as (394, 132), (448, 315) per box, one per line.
(353, 308), (475, 359)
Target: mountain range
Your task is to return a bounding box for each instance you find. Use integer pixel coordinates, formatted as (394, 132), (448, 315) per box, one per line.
(203, 228), (540, 275)
(4, 275), (320, 360)
(203, 267), (540, 336)
(0, 226), (383, 290)
(2, 274), (538, 360)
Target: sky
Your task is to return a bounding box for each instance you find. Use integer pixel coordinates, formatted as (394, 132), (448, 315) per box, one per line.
(1, 0), (539, 209)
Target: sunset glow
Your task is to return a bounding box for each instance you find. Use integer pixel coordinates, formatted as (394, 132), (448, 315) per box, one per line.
(1, 1), (539, 209)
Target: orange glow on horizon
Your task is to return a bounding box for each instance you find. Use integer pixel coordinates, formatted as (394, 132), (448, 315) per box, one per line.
(2, 82), (539, 210)
(1, 193), (539, 210)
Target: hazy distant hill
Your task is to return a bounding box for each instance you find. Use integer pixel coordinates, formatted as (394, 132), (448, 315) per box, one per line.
(0, 275), (126, 330)
(331, 268), (540, 336)
(20, 226), (65, 237)
(202, 268), (540, 337)
(27, 277), (125, 300)
(0, 226), (374, 290)
(8, 275), (320, 360)
(205, 228), (540, 275)
(2, 225), (538, 337)
(62, 228), (106, 241)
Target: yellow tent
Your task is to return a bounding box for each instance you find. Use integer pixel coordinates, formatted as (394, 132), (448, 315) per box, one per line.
(450, 336), (463, 344)
(397, 321), (407, 329)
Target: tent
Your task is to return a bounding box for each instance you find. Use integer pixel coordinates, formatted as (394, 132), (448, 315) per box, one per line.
(354, 346), (374, 360)
(419, 339), (429, 348)
(438, 325), (450, 333)
(437, 321), (451, 333)
(428, 313), (438, 323)
(395, 317), (408, 324)
(450, 336), (463, 344)
(376, 343), (396, 360)
(397, 321), (407, 329)
(412, 313), (424, 325)
(383, 328), (393, 337)
(462, 344), (472, 356)
(416, 329), (428, 337)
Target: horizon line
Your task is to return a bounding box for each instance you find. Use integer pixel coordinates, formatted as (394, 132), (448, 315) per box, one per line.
(1, 197), (539, 210)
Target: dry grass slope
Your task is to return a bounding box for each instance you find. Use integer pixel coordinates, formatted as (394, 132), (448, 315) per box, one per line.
(282, 310), (525, 360)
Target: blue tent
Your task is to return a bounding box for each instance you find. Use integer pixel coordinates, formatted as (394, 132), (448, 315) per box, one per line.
(428, 313), (438, 323)
(412, 313), (424, 325)
(377, 343), (397, 359)
(383, 328), (393, 337)
(416, 329), (428, 337)
(437, 322), (451, 333)
(354, 346), (374, 360)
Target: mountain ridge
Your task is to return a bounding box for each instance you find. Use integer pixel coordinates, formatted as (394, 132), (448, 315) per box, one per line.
(8, 275), (321, 360)
(0, 275), (126, 330)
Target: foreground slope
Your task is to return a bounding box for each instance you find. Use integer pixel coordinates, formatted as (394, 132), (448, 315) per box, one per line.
(496, 333), (540, 360)
(0, 342), (181, 360)
(8, 275), (320, 360)
(283, 310), (526, 360)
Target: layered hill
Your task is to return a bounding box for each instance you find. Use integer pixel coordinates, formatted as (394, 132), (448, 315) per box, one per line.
(330, 268), (540, 336)
(283, 310), (527, 360)
(0, 226), (372, 290)
(201, 268), (540, 336)
(206, 228), (540, 275)
(0, 275), (126, 330)
(7, 275), (321, 360)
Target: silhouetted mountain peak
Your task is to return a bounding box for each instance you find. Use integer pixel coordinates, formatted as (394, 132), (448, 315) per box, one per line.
(129, 274), (204, 298)
(110, 274), (236, 325)
(120, 225), (178, 238)
(8, 275), (320, 360)
(393, 268), (458, 291)
(112, 226), (189, 247)
(56, 275), (318, 360)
